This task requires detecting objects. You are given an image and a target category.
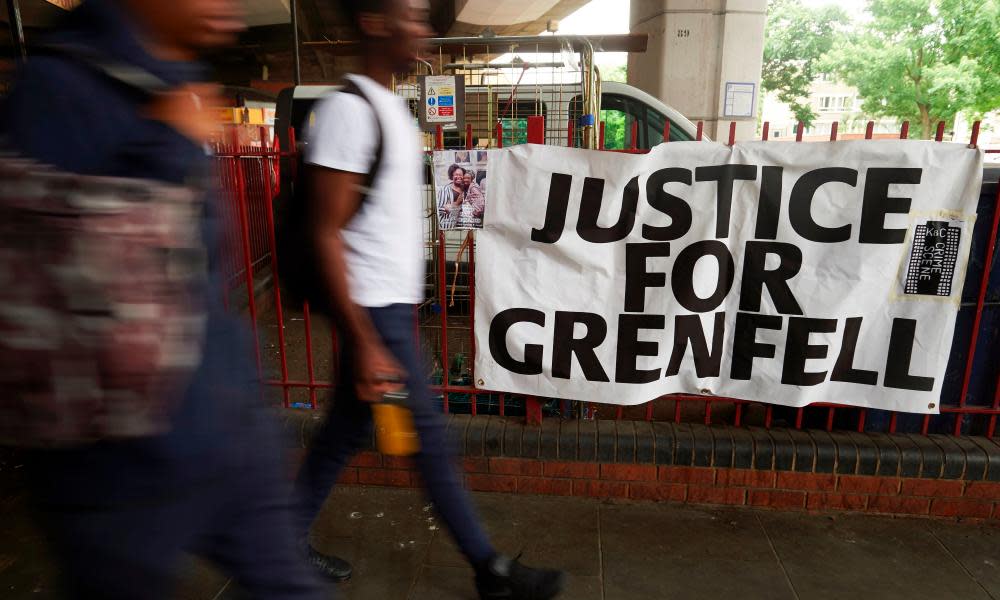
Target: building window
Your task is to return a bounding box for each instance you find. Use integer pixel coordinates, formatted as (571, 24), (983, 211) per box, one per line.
(818, 96), (851, 112)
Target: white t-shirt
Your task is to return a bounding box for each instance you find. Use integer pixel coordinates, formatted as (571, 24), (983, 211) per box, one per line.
(305, 74), (425, 308)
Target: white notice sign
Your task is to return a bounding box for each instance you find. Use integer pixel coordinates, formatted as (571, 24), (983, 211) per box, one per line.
(724, 82), (756, 118)
(425, 75), (458, 124)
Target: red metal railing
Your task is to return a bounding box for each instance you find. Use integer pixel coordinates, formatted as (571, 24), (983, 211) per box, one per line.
(213, 127), (280, 305)
(213, 118), (1000, 438)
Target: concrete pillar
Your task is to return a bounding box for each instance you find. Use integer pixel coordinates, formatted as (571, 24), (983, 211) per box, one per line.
(628, 0), (766, 141)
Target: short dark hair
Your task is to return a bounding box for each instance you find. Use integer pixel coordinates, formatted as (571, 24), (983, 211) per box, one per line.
(447, 164), (466, 178)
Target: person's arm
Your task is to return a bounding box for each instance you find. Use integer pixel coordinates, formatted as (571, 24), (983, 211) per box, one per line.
(470, 185), (486, 218)
(310, 166), (404, 401)
(437, 186), (460, 227)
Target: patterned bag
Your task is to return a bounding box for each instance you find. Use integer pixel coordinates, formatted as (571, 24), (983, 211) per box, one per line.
(0, 154), (208, 447)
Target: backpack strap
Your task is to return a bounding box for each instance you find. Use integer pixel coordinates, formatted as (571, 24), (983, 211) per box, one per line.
(338, 78), (385, 202)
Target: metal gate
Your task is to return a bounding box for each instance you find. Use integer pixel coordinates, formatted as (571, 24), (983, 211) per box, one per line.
(213, 35), (1000, 439)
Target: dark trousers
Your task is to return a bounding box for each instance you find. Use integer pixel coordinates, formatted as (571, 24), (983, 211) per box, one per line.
(295, 304), (495, 565)
(28, 423), (328, 600)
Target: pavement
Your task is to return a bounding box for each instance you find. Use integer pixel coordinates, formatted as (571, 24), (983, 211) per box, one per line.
(3, 474), (1000, 600)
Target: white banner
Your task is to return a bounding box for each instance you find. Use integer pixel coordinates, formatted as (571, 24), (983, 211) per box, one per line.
(475, 141), (984, 414)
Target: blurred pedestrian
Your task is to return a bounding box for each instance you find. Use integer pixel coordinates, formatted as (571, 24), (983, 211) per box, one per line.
(293, 1), (565, 598)
(0, 1), (326, 598)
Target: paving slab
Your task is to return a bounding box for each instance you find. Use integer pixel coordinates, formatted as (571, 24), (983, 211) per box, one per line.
(759, 512), (995, 600)
(425, 492), (600, 577)
(600, 502), (778, 561)
(603, 557), (798, 600)
(600, 502), (797, 600)
(927, 520), (1000, 599)
(3, 477), (1000, 600)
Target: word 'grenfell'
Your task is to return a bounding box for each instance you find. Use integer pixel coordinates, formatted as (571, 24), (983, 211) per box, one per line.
(530, 166), (922, 245)
(489, 310), (935, 392)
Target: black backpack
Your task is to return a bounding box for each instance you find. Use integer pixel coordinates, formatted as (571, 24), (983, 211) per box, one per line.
(276, 80), (385, 314)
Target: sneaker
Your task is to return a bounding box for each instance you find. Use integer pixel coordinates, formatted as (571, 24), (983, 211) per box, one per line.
(306, 544), (353, 582)
(475, 554), (566, 600)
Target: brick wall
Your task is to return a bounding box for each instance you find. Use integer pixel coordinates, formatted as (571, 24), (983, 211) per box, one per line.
(284, 413), (1000, 521)
(318, 451), (1000, 521)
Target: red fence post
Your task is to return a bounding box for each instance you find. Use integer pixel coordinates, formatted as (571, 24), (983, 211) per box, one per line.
(663, 119), (671, 143)
(762, 121), (770, 141)
(465, 117), (477, 412)
(956, 176), (1000, 434)
(900, 121), (910, 139)
(795, 121), (804, 142)
(526, 396), (543, 425)
(696, 121), (704, 141)
(260, 129), (290, 407)
(830, 121), (839, 141)
(468, 232), (477, 417)
(433, 123), (449, 412)
(527, 115), (545, 144)
(437, 232), (450, 414)
(598, 121), (606, 149)
(229, 129), (263, 380)
(728, 121), (737, 146)
(216, 139), (232, 310)
(302, 301), (318, 408)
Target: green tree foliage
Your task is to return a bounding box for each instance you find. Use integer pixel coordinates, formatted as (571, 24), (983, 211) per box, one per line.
(600, 64), (627, 84)
(823, 0), (1000, 138)
(762, 0), (850, 127)
(599, 65), (628, 147)
(600, 109), (627, 149)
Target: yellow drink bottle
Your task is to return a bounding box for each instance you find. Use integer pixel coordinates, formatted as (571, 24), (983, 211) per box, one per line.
(372, 390), (420, 456)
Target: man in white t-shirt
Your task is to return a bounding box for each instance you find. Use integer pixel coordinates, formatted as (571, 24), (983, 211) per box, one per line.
(293, 2), (564, 599)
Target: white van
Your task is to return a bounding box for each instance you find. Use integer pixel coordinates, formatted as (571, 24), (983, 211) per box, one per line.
(275, 81), (702, 156)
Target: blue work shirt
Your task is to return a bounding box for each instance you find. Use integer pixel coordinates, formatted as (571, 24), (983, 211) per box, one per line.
(1, 0), (263, 506)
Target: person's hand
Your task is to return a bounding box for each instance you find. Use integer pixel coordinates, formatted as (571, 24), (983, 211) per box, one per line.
(354, 338), (406, 403)
(146, 83), (222, 144)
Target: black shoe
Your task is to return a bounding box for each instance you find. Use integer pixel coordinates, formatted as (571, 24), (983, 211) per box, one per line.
(306, 545), (353, 582)
(475, 554), (565, 600)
